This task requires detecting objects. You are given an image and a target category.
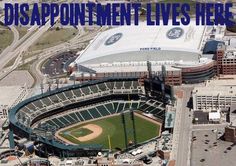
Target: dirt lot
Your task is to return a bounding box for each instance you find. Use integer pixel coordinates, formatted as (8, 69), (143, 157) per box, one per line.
(0, 70), (34, 88)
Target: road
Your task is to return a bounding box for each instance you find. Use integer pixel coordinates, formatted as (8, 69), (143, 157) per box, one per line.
(0, 16), (61, 80)
(0, 25), (19, 57)
(0, 0), (94, 81)
(0, 17), (19, 60)
(171, 86), (193, 166)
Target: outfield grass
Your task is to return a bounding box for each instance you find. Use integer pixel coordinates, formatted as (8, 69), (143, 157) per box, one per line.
(59, 114), (160, 149)
(29, 27), (78, 51)
(0, 26), (14, 53)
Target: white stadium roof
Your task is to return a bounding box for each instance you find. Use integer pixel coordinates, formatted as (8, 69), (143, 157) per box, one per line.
(75, 21), (206, 65)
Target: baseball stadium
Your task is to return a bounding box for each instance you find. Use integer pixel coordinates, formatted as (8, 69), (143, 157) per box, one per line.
(8, 78), (169, 157)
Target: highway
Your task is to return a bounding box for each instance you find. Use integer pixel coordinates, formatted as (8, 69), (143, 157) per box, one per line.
(0, 0), (76, 80)
(0, 17), (19, 60)
(0, 16), (61, 80)
(0, 0), (96, 81)
(0, 25), (19, 59)
(9, 26), (20, 49)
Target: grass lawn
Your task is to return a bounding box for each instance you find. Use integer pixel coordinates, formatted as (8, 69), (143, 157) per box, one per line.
(29, 27), (78, 51)
(3, 56), (17, 68)
(17, 59), (37, 70)
(0, 26), (14, 53)
(59, 114), (160, 149)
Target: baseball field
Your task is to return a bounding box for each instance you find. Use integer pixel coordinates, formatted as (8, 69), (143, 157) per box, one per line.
(57, 113), (161, 149)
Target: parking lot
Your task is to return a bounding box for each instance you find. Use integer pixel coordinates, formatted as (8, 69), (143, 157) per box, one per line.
(41, 51), (77, 77)
(191, 130), (236, 166)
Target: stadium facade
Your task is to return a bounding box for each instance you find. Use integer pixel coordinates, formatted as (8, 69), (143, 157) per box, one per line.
(69, 21), (224, 85)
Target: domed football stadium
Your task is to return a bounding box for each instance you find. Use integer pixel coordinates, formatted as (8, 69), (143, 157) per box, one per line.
(69, 21), (218, 85)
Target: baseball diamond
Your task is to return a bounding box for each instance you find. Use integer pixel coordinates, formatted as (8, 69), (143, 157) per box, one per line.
(56, 113), (161, 149)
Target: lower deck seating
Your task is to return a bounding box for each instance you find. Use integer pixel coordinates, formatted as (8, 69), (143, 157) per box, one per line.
(42, 100), (142, 129)
(139, 102), (165, 120)
(18, 80), (145, 128)
(40, 98), (165, 131)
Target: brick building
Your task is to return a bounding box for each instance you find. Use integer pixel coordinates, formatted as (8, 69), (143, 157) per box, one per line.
(216, 43), (236, 75)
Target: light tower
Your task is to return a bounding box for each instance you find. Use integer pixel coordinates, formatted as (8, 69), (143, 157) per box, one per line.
(121, 109), (137, 149)
(147, 61), (153, 95)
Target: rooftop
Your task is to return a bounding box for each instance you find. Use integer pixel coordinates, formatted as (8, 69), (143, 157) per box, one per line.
(75, 21), (206, 64)
(205, 78), (236, 87)
(192, 86), (236, 96)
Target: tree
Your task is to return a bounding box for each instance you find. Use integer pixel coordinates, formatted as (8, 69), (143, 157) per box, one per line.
(56, 27), (60, 31)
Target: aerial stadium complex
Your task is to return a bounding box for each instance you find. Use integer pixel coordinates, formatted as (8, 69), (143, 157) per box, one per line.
(2, 0), (236, 165)
(69, 21), (224, 85)
(6, 20), (226, 160)
(3, 15), (232, 164)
